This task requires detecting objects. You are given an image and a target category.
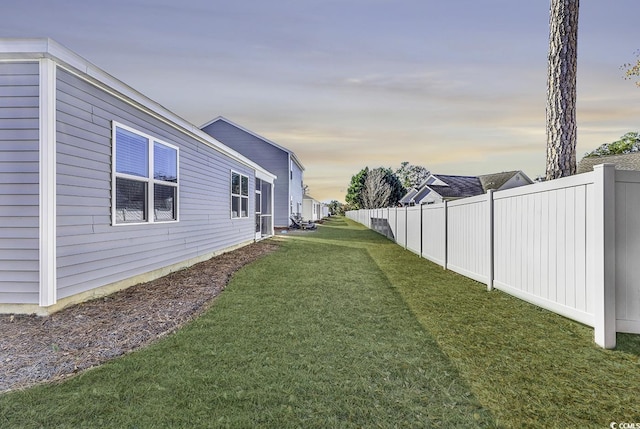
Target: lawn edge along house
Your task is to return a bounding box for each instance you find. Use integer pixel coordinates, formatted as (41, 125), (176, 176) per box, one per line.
(0, 38), (276, 315)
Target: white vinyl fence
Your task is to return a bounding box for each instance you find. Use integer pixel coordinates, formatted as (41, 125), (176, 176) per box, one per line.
(347, 164), (640, 349)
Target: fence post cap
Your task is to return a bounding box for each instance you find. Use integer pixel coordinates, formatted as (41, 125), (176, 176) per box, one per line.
(593, 163), (616, 171)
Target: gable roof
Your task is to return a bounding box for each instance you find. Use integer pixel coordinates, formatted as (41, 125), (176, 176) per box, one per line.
(413, 186), (433, 203)
(478, 170), (532, 191)
(201, 116), (305, 171)
(428, 175), (484, 198)
(401, 171), (532, 204)
(402, 174), (484, 204)
(577, 152), (640, 174)
(399, 188), (419, 204)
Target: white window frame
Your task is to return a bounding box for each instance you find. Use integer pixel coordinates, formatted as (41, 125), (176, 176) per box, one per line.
(231, 170), (250, 219)
(112, 121), (179, 225)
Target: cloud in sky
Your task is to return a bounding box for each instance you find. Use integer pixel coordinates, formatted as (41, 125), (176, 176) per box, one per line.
(2, 0), (639, 201)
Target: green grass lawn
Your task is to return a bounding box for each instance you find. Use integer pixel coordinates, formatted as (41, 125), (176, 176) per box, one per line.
(1, 216), (639, 428)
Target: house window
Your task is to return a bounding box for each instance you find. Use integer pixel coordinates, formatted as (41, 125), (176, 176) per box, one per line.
(113, 123), (178, 224)
(231, 171), (249, 218)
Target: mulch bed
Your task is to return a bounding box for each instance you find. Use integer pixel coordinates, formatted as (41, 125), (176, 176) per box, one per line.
(0, 240), (279, 394)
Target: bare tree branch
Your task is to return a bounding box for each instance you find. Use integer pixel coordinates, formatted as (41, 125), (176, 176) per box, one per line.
(361, 168), (392, 208)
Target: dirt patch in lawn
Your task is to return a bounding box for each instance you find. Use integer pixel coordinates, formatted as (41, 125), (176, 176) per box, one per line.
(0, 240), (279, 394)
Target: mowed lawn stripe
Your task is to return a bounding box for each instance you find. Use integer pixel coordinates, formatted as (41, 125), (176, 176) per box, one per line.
(348, 217), (640, 428)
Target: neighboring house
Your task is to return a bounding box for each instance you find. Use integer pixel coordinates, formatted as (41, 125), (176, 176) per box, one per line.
(302, 194), (322, 222)
(478, 170), (533, 192)
(0, 39), (276, 315)
(201, 117), (305, 228)
(577, 152), (640, 174)
(399, 188), (419, 206)
(401, 171), (533, 205)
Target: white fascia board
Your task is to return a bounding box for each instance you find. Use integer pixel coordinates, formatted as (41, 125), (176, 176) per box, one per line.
(416, 174), (435, 189)
(429, 175), (449, 186)
(0, 38), (276, 182)
(290, 153), (305, 172)
(199, 115), (224, 129)
(256, 169), (276, 184)
(517, 170), (534, 184)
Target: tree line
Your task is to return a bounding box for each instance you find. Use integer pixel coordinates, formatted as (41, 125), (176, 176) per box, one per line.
(343, 162), (430, 210)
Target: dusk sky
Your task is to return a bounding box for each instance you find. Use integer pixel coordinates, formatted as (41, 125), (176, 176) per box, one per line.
(3, 1), (639, 202)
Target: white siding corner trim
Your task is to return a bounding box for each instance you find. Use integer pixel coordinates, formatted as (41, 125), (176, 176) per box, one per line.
(39, 58), (57, 306)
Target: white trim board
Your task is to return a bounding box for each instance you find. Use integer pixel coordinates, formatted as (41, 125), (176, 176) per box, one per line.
(38, 57), (57, 307)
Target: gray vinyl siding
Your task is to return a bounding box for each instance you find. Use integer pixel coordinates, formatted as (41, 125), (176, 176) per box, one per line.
(55, 68), (255, 300)
(0, 62), (40, 304)
(202, 121), (292, 227)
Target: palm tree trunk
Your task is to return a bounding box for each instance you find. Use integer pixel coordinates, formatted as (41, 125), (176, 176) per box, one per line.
(546, 0), (579, 180)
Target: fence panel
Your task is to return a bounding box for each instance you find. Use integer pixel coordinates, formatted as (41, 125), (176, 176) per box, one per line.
(421, 203), (446, 266)
(406, 206), (421, 254)
(396, 207), (407, 248)
(344, 166), (624, 347)
(387, 208), (398, 243)
(370, 208), (393, 240)
(446, 194), (490, 284)
(493, 174), (596, 327)
(615, 170), (640, 334)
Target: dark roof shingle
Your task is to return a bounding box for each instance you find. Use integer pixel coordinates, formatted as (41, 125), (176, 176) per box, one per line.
(429, 175), (484, 199)
(478, 171), (519, 191)
(577, 152), (640, 174)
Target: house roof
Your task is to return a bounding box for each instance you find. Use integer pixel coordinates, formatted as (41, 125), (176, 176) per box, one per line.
(201, 116), (305, 171)
(427, 175), (484, 199)
(577, 152), (640, 174)
(0, 38), (277, 183)
(478, 171), (531, 191)
(399, 188), (418, 204)
(413, 187), (432, 202)
(303, 194), (317, 201)
(402, 174), (484, 204)
(402, 171), (532, 204)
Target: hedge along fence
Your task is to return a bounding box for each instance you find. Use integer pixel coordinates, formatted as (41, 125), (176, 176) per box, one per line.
(347, 164), (640, 349)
